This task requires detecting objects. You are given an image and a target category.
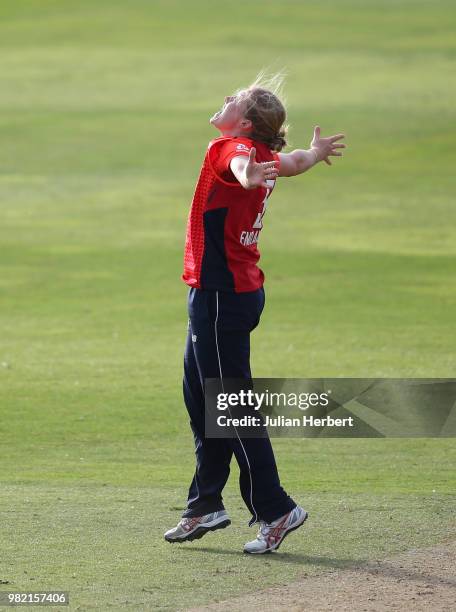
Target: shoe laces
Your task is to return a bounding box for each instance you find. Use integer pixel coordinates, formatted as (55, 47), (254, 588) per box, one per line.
(257, 514), (289, 543)
(181, 516), (200, 531)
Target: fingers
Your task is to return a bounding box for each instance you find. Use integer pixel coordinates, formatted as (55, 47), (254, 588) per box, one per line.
(324, 148), (344, 164)
(313, 126), (345, 144)
(263, 161), (278, 176)
(310, 129), (346, 167)
(248, 155), (277, 170)
(261, 160), (278, 178)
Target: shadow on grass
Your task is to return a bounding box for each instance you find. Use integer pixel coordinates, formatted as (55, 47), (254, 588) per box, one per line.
(178, 546), (358, 569)
(178, 546), (456, 589)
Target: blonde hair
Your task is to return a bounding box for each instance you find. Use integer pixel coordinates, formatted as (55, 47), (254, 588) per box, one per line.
(236, 70), (289, 152)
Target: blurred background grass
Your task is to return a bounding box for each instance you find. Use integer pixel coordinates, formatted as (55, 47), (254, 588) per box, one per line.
(0, 0), (455, 609)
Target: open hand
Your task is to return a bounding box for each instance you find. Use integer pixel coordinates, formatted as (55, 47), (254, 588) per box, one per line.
(310, 126), (346, 166)
(245, 147), (279, 188)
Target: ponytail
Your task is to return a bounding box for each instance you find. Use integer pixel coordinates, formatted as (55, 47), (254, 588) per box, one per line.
(268, 128), (287, 152)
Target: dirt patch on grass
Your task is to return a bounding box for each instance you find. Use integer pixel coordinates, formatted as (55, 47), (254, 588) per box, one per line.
(189, 541), (456, 611)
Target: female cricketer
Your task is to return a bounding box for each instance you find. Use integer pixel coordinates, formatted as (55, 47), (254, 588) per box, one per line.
(164, 75), (346, 554)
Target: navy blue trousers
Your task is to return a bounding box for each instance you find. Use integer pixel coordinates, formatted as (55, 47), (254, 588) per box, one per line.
(182, 286), (296, 525)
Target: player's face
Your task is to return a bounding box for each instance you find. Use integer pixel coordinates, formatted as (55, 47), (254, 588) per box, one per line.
(209, 93), (248, 135)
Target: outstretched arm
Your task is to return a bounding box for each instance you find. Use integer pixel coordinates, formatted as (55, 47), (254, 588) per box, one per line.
(278, 126), (346, 177)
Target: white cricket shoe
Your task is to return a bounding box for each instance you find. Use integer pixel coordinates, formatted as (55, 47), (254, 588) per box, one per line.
(243, 505), (308, 554)
(164, 510), (231, 543)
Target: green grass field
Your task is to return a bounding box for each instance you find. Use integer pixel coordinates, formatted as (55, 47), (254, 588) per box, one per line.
(1, 0), (455, 609)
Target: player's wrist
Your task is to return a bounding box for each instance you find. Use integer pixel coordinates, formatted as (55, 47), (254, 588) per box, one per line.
(309, 148), (320, 165)
(241, 176), (255, 190)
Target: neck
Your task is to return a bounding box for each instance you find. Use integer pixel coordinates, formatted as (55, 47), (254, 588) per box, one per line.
(219, 128), (251, 138)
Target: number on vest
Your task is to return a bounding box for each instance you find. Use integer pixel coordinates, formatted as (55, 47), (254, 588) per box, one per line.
(252, 180), (275, 229)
